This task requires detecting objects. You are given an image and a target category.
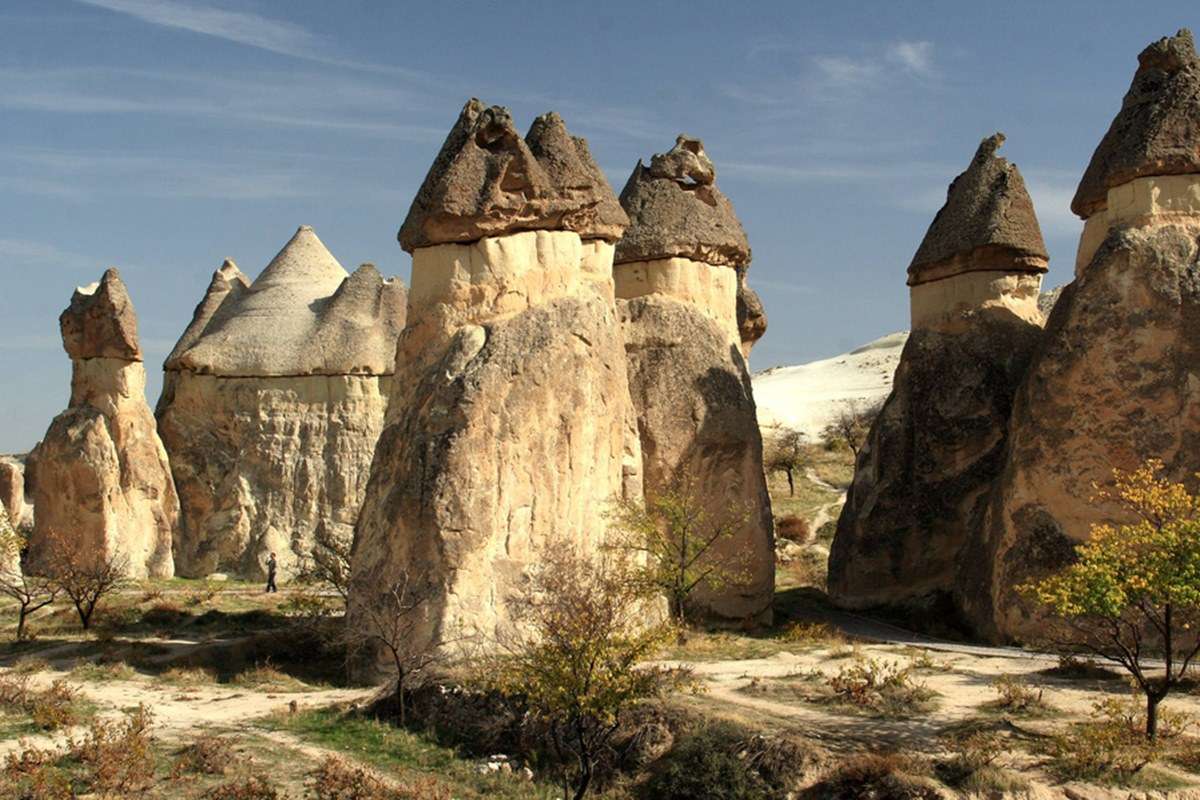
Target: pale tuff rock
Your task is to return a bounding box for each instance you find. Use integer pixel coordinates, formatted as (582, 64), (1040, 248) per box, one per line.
(829, 137), (1047, 623)
(0, 455), (32, 532)
(614, 136), (751, 269)
(398, 100), (628, 251)
(351, 102), (644, 656)
(965, 32), (1200, 642)
(1072, 29), (1200, 219)
(615, 137), (774, 623)
(169, 228), (405, 376)
(157, 229), (405, 579)
(28, 269), (177, 579)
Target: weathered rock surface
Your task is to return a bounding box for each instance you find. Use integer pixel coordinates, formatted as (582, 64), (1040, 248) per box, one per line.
(398, 101), (628, 251)
(0, 455), (32, 532)
(1072, 29), (1200, 219)
(351, 103), (643, 655)
(829, 136), (1047, 622)
(908, 134), (1048, 287)
(157, 228), (405, 579)
(965, 34), (1200, 640)
(27, 269), (177, 578)
(615, 137), (774, 623)
(615, 136), (751, 269)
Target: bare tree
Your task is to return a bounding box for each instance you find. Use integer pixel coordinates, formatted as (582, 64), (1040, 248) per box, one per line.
(0, 510), (58, 640)
(296, 526), (352, 606)
(764, 428), (806, 496)
(822, 398), (883, 459)
(344, 571), (448, 726)
(47, 536), (128, 630)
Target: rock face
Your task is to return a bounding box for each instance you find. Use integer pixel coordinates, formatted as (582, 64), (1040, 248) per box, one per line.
(829, 136), (1048, 622)
(615, 136), (774, 623)
(350, 101), (643, 654)
(27, 269), (177, 578)
(157, 228), (405, 579)
(0, 456), (32, 532)
(736, 267), (767, 359)
(965, 30), (1200, 642)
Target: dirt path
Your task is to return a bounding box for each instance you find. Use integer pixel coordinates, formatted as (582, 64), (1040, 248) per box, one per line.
(802, 468), (846, 535)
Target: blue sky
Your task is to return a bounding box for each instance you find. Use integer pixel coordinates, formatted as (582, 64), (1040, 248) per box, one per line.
(0, 1), (1195, 452)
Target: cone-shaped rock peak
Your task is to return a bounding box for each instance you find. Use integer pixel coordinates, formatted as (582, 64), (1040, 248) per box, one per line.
(907, 133), (1048, 287)
(1072, 29), (1200, 219)
(398, 99), (626, 251)
(614, 135), (750, 268)
(60, 267), (142, 361)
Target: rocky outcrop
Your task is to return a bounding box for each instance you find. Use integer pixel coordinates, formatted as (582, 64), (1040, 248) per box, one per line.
(736, 267), (767, 359)
(615, 136), (774, 623)
(829, 135), (1048, 622)
(350, 101), (643, 654)
(0, 455), (32, 532)
(157, 228), (405, 579)
(965, 30), (1200, 642)
(27, 269), (177, 578)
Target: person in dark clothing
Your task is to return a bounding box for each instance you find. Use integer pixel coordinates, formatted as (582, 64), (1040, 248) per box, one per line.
(266, 552), (278, 593)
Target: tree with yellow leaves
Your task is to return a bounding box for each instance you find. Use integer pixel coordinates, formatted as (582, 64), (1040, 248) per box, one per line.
(1023, 459), (1200, 740)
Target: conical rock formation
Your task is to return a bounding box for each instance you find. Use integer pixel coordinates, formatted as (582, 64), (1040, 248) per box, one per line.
(966, 30), (1200, 642)
(614, 136), (774, 623)
(829, 135), (1048, 623)
(27, 269), (177, 578)
(157, 228), (406, 579)
(350, 101), (644, 657)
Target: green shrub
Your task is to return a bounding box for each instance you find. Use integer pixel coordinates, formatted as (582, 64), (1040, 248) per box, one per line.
(642, 725), (769, 800)
(1043, 696), (1189, 781)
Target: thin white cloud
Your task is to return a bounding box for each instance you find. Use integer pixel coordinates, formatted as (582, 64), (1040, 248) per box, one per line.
(76, 0), (316, 59)
(722, 159), (956, 185)
(887, 41), (936, 77)
(0, 239), (96, 270)
(812, 56), (881, 89)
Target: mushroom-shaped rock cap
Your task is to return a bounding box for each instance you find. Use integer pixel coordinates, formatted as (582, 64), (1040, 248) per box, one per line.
(170, 227), (406, 377)
(398, 99), (627, 251)
(60, 268), (142, 361)
(907, 134), (1048, 287)
(614, 136), (751, 268)
(1073, 29), (1200, 219)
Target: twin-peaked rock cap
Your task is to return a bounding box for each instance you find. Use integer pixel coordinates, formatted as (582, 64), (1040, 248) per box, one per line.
(614, 135), (751, 268)
(60, 268), (142, 361)
(1073, 29), (1200, 219)
(398, 99), (628, 252)
(907, 134), (1048, 287)
(168, 226), (406, 377)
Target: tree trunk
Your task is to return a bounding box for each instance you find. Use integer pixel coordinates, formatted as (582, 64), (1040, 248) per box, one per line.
(785, 469), (795, 497)
(16, 605), (27, 641)
(1147, 691), (1161, 741)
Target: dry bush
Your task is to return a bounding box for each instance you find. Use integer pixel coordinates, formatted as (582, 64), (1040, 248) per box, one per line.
(203, 775), (288, 800)
(186, 581), (220, 607)
(11, 658), (51, 675)
(987, 674), (1052, 715)
(0, 740), (71, 800)
(824, 658), (938, 717)
(1040, 654), (1124, 681)
(29, 681), (79, 731)
(68, 704), (156, 795)
(173, 732), (237, 776)
(775, 515), (809, 543)
(1043, 696), (1190, 781)
(777, 622), (844, 648)
(140, 587), (164, 604)
(230, 663), (306, 692)
(805, 752), (940, 799)
(158, 666), (218, 686)
(738, 733), (826, 795)
(935, 730), (1003, 787)
(0, 675), (81, 731)
(309, 756), (451, 800)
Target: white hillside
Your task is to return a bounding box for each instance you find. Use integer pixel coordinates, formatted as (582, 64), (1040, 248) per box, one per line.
(752, 331), (908, 440)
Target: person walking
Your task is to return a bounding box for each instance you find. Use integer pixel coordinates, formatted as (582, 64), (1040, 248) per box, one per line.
(266, 552), (278, 593)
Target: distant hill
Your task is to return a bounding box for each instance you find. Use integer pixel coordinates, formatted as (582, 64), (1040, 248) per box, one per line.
(752, 331), (907, 440)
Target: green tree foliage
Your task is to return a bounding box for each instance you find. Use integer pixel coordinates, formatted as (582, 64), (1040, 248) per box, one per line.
(1023, 459), (1200, 739)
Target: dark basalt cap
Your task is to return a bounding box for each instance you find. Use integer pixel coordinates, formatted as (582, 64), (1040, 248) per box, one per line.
(908, 134), (1049, 287)
(60, 268), (142, 361)
(614, 135), (751, 268)
(398, 100), (627, 251)
(1072, 29), (1200, 219)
